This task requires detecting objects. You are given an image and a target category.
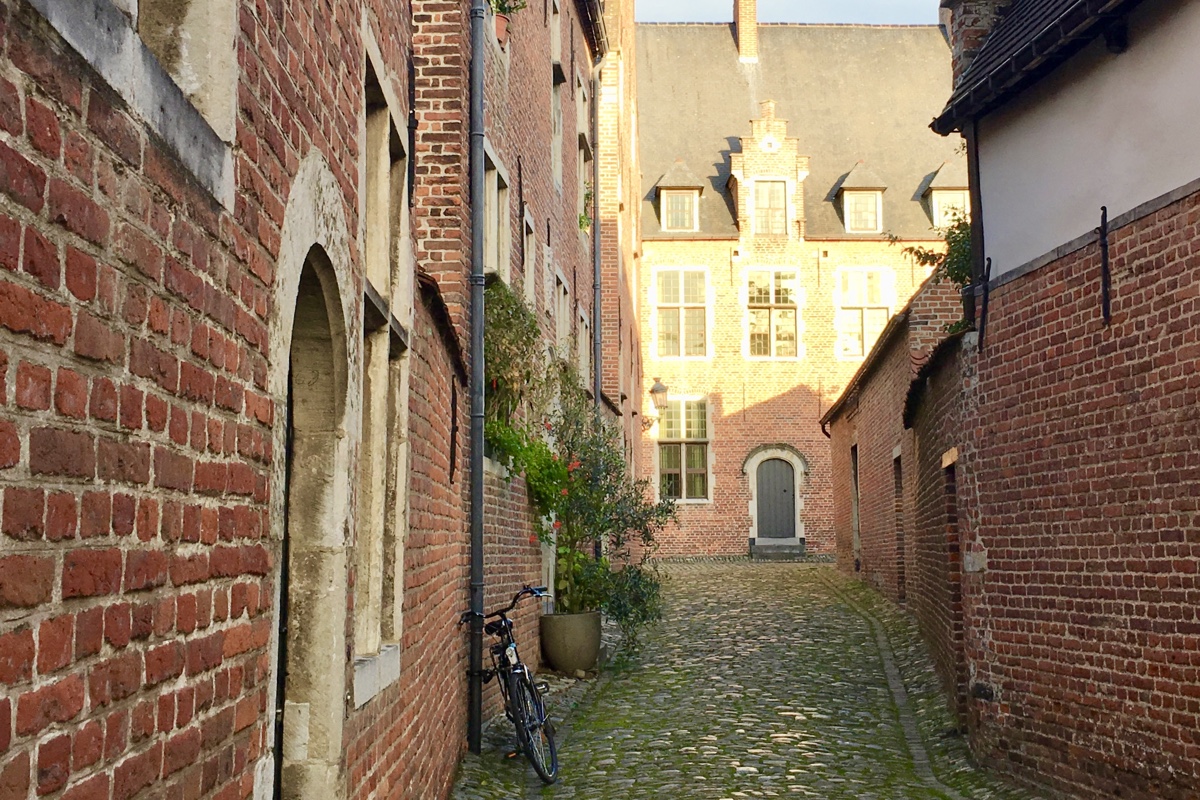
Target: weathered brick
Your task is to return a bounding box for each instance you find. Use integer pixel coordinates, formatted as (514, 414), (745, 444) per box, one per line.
(87, 652), (141, 708)
(74, 607), (103, 659)
(22, 224), (59, 288)
(30, 427), (95, 478)
(153, 447), (194, 492)
(62, 773), (109, 800)
(25, 94), (61, 159)
(36, 732), (71, 794)
(48, 178), (110, 246)
(74, 310), (125, 364)
(65, 246), (97, 301)
(97, 438), (151, 484)
(0, 420), (19, 468)
(112, 741), (160, 800)
(0, 626), (34, 684)
(15, 360), (51, 410)
(0, 555), (54, 608)
(0, 138), (46, 212)
(16, 674), (84, 734)
(62, 548), (123, 598)
(0, 280), (72, 344)
(3, 487), (44, 541)
(45, 491), (79, 541)
(55, 367), (89, 419)
(124, 549), (167, 592)
(0, 751), (31, 799)
(89, 377), (118, 422)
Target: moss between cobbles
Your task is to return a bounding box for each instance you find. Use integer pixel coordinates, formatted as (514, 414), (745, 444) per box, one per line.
(451, 563), (1035, 800)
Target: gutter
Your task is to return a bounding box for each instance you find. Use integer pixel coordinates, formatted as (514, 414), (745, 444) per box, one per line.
(933, 0), (1141, 134)
(467, 0), (486, 755)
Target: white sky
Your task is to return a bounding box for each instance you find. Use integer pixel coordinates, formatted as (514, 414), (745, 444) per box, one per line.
(636, 0), (938, 25)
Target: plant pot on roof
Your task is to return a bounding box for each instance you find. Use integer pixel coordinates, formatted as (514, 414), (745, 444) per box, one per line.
(490, 0), (527, 46)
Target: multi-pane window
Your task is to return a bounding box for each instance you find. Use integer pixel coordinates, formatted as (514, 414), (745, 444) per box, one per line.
(554, 274), (571, 358)
(844, 191), (882, 233)
(656, 269), (707, 358)
(754, 181), (787, 236)
(748, 270), (798, 358)
(483, 155), (510, 282)
(659, 400), (708, 501)
(662, 190), (698, 232)
(932, 190), (969, 228)
(837, 269), (891, 358)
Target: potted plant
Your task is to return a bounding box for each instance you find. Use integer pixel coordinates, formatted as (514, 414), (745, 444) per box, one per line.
(490, 0), (527, 46)
(528, 371), (675, 673)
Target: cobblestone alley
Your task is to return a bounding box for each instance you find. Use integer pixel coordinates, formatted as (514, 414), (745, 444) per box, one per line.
(452, 562), (1033, 800)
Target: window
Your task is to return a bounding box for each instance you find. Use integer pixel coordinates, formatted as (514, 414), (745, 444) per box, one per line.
(483, 154), (511, 282)
(844, 191), (882, 234)
(662, 190), (698, 232)
(577, 79), (592, 228)
(836, 269), (892, 358)
(356, 61), (412, 680)
(932, 190), (969, 228)
(522, 216), (537, 305)
(656, 269), (707, 358)
(554, 273), (571, 357)
(577, 306), (591, 384)
(748, 270), (798, 358)
(754, 181), (787, 236)
(659, 400), (709, 501)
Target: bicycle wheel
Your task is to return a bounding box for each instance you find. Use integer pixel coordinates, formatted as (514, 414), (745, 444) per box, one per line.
(513, 671), (558, 783)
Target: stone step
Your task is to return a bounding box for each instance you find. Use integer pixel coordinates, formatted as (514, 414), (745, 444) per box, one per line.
(749, 540), (807, 561)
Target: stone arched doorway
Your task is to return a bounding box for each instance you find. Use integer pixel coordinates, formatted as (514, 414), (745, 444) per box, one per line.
(743, 445), (808, 559)
(258, 151), (356, 800)
(273, 251), (350, 800)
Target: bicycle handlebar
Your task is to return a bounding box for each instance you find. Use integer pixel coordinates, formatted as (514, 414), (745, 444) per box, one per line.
(458, 585), (551, 627)
(487, 585), (551, 619)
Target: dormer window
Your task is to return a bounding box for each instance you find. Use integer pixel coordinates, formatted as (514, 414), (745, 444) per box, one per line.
(843, 191), (882, 234)
(754, 181), (787, 236)
(662, 190), (699, 232)
(932, 190), (969, 227)
(655, 158), (705, 234)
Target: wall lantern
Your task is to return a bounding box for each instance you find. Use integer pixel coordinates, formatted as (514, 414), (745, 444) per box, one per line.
(642, 378), (669, 430)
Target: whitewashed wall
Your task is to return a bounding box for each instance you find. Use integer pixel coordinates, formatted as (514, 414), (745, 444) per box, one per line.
(977, 0), (1200, 277)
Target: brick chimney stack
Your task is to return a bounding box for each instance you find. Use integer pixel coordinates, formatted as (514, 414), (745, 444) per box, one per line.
(735, 0), (758, 63)
(941, 0), (1006, 84)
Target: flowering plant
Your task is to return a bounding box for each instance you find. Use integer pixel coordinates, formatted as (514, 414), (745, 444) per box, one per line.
(487, 367), (675, 615)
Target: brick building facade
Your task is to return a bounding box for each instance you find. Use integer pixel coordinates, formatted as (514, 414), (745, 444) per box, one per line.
(824, 0), (1200, 797)
(0, 0), (624, 798)
(635, 4), (964, 558)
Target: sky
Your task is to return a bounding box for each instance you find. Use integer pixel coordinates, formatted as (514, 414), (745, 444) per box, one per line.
(636, 0), (938, 25)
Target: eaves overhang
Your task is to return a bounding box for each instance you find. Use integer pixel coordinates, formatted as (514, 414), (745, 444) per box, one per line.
(932, 0), (1144, 135)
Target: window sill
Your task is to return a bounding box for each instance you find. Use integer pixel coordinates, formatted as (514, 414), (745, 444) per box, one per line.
(664, 497), (713, 506)
(352, 644), (401, 709)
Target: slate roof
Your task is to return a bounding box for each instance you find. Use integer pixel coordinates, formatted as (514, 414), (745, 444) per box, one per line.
(656, 159), (707, 191)
(637, 24), (965, 240)
(933, 0), (1145, 133)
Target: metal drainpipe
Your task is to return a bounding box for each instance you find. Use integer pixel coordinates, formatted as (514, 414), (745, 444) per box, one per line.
(591, 65), (603, 407)
(467, 0), (487, 756)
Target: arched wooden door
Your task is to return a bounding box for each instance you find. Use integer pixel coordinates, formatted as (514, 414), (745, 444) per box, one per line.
(756, 458), (795, 539)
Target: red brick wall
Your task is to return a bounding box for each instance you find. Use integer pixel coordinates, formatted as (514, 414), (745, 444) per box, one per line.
(909, 336), (973, 722)
(962, 188), (1200, 799)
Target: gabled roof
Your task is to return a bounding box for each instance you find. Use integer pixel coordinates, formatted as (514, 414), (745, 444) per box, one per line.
(656, 159), (706, 192)
(837, 162), (888, 192)
(637, 24), (965, 239)
(933, 0), (1145, 133)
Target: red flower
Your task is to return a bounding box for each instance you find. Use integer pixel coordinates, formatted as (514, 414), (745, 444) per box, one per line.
(544, 421), (553, 430)
(567, 460), (581, 472)
(529, 535), (539, 544)
(552, 520), (562, 529)
(560, 488), (568, 496)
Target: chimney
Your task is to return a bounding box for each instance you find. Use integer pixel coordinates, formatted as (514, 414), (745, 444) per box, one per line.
(735, 0), (758, 63)
(941, 0), (1006, 85)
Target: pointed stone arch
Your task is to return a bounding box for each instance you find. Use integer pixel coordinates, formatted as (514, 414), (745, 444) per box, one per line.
(257, 151), (358, 800)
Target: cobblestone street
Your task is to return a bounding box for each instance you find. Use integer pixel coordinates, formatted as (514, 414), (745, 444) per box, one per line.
(453, 562), (1033, 800)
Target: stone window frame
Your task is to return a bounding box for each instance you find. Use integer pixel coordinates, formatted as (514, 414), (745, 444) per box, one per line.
(483, 142), (513, 284)
(652, 267), (711, 361)
(352, 48), (414, 710)
(932, 189), (970, 228)
(29, 0), (235, 206)
(661, 189), (700, 232)
(553, 269), (572, 359)
(742, 445), (809, 547)
(752, 179), (789, 236)
(843, 190), (884, 234)
(522, 209), (539, 306)
(834, 266), (894, 361)
(655, 396), (713, 504)
(577, 304), (592, 386)
(744, 268), (805, 361)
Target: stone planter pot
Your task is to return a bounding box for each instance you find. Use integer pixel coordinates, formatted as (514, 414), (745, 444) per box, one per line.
(540, 610), (601, 674)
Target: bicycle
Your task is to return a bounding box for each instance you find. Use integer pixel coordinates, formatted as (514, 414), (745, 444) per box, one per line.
(461, 585), (559, 783)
